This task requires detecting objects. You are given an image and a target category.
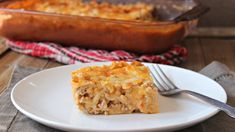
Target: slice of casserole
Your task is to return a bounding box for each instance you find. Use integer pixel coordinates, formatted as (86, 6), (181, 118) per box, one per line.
(6, 0), (155, 21)
(71, 61), (159, 115)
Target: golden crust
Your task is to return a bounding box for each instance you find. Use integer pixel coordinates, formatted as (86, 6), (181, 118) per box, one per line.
(6, 0), (155, 21)
(71, 61), (159, 115)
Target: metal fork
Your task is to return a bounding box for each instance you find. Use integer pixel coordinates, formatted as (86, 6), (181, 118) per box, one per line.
(149, 64), (235, 118)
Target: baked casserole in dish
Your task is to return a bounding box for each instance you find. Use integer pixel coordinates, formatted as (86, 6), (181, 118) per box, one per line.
(0, 0), (199, 54)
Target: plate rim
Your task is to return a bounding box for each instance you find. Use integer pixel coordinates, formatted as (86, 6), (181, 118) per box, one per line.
(11, 62), (228, 131)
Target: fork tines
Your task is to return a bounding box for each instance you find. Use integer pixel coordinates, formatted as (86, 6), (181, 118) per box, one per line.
(149, 64), (176, 92)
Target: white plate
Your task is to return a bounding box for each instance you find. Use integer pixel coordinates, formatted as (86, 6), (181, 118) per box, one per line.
(11, 62), (227, 132)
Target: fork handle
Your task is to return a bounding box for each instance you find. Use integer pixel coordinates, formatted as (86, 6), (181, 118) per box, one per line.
(183, 90), (235, 118)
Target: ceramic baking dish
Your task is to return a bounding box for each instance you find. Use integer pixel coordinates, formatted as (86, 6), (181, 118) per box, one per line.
(0, 0), (199, 54)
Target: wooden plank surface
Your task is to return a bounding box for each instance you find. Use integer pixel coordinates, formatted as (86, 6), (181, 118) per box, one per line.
(0, 39), (8, 56)
(189, 28), (235, 37)
(182, 38), (235, 72)
(0, 52), (24, 93)
(0, 52), (49, 94)
(180, 38), (206, 71)
(45, 61), (63, 69)
(0, 66), (13, 94)
(201, 38), (235, 71)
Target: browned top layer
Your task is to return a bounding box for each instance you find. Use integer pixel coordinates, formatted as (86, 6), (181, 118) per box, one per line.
(5, 0), (155, 21)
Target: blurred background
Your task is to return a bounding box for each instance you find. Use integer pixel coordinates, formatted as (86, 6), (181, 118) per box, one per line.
(198, 0), (235, 27)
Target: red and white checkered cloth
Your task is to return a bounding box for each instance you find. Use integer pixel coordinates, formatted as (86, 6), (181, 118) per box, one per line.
(6, 39), (188, 65)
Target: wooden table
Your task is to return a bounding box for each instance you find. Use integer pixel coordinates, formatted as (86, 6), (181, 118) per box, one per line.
(0, 35), (235, 94)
